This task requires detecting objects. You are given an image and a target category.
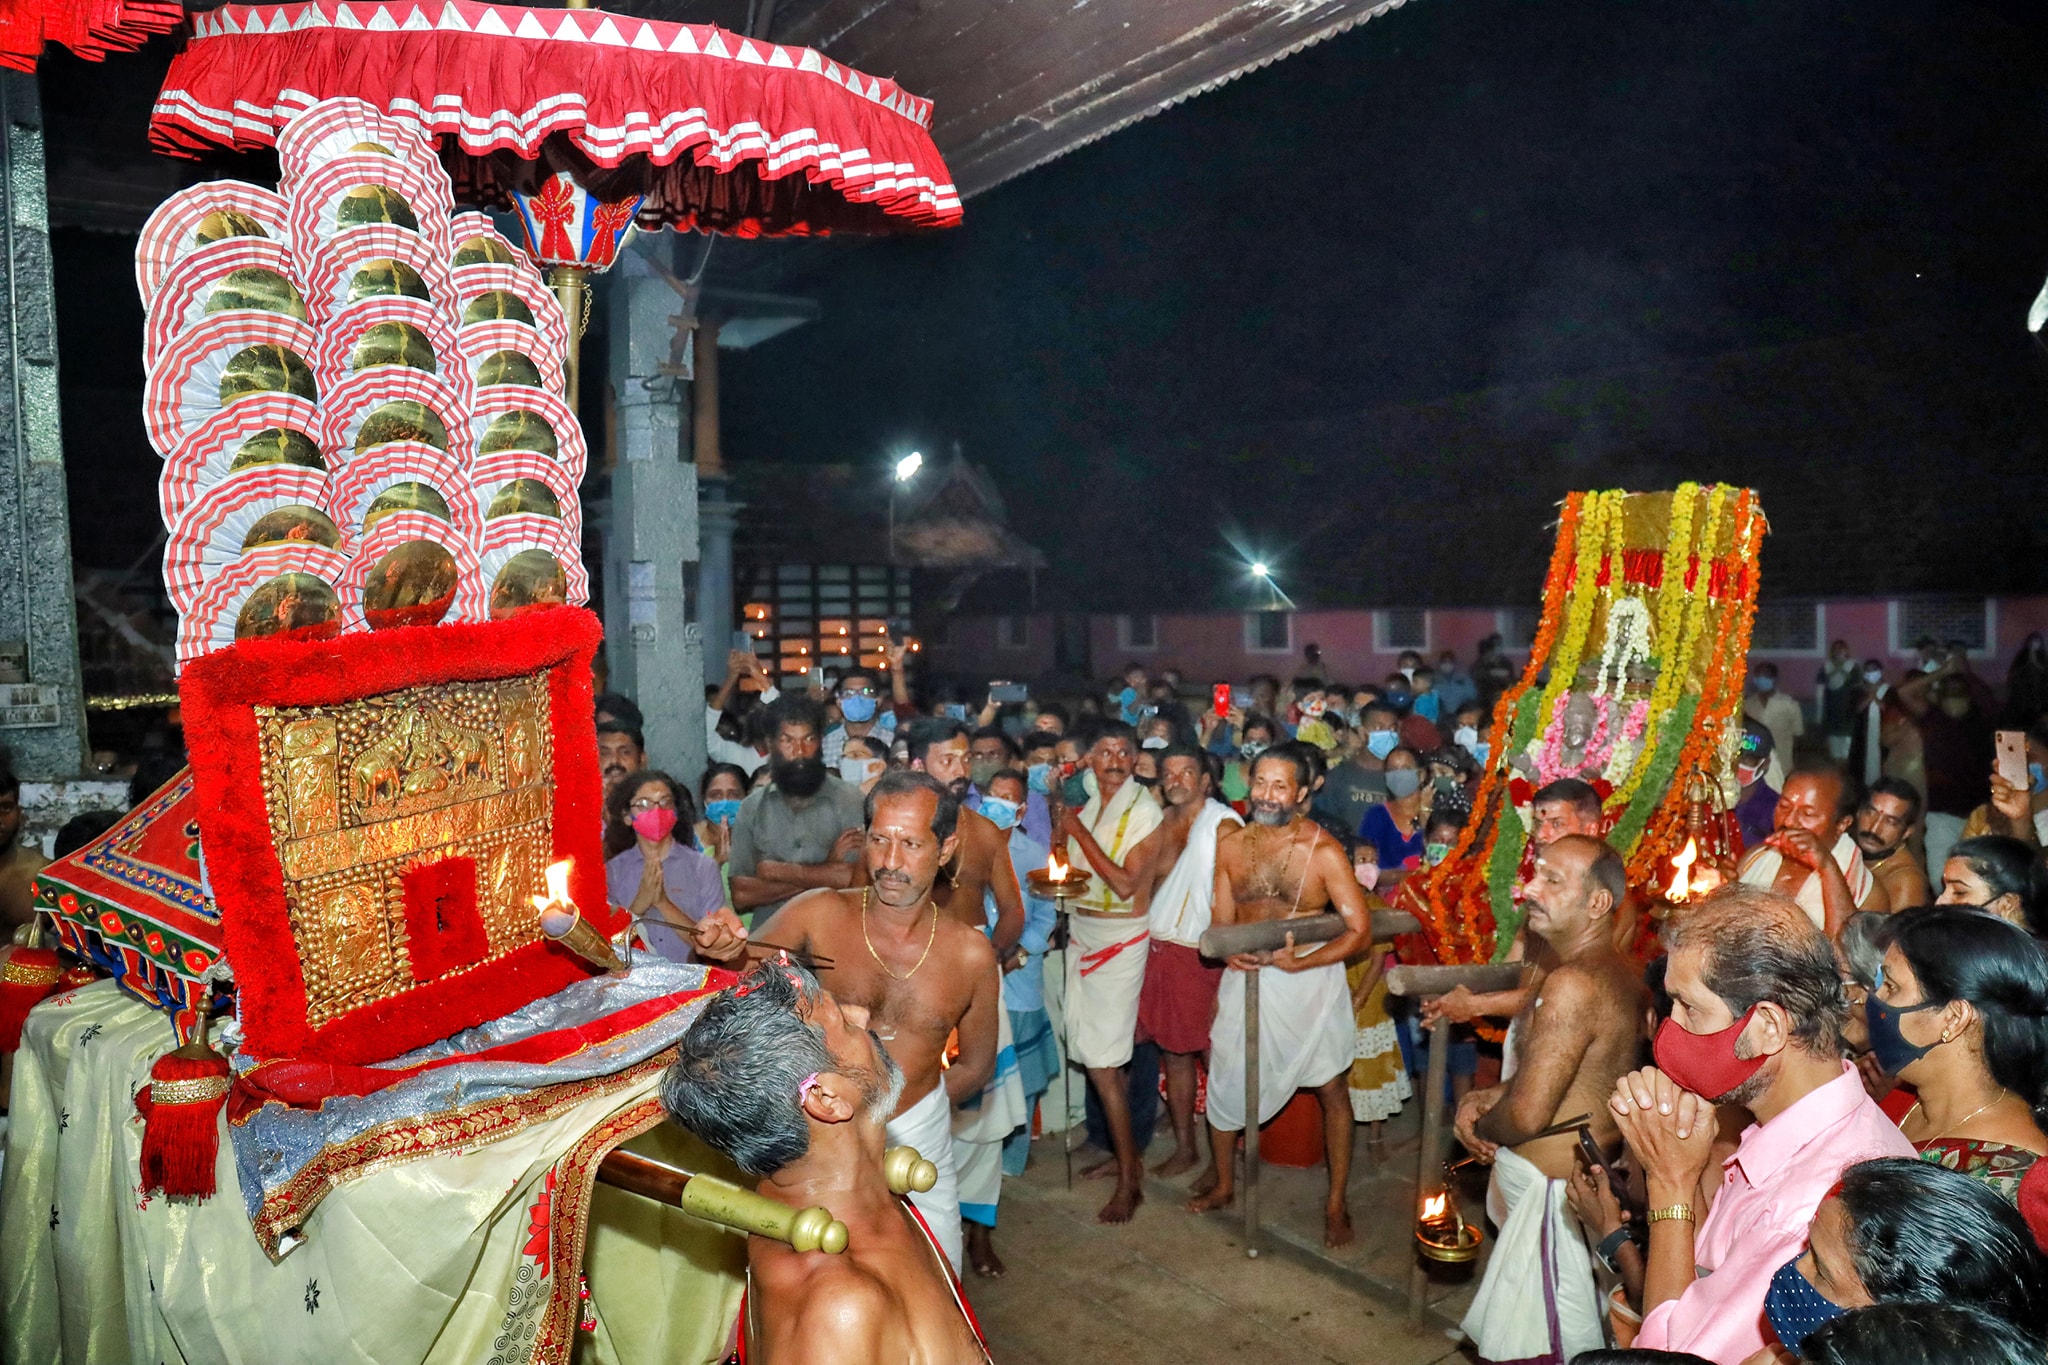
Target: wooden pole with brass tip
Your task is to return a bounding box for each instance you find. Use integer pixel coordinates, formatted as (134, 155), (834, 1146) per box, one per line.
(596, 1150), (849, 1254)
(549, 264), (590, 411)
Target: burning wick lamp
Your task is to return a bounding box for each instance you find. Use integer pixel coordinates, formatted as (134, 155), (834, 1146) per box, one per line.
(1415, 1189), (1483, 1263)
(1025, 852), (1093, 906)
(532, 859), (626, 974)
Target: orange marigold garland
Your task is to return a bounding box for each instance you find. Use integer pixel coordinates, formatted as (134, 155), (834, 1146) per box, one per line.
(1418, 485), (1766, 969)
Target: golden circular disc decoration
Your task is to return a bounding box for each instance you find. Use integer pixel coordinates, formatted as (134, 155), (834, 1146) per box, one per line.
(240, 503), (342, 551)
(478, 408), (557, 458)
(234, 571), (341, 640)
(347, 321), (439, 375)
(460, 289), (535, 328)
(488, 548), (568, 619)
(474, 349), (544, 389)
(362, 539), (459, 629)
(228, 426), (326, 472)
(453, 235), (518, 267)
(219, 343), (317, 404)
(344, 258), (432, 305)
(484, 478), (560, 520)
(354, 400), (451, 455)
(362, 480), (453, 534)
(193, 209), (271, 246)
(346, 139), (396, 155)
(205, 266), (308, 320)
(335, 183), (419, 232)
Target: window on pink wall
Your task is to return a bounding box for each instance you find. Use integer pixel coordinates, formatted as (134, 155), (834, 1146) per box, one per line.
(1245, 611), (1291, 654)
(1497, 607), (1540, 651)
(1117, 614), (1157, 651)
(996, 615), (1030, 650)
(1374, 608), (1428, 653)
(1750, 600), (1824, 656)
(1890, 597), (1994, 657)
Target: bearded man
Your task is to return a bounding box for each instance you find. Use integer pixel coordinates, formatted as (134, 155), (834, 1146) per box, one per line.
(661, 961), (992, 1364)
(1187, 745), (1369, 1247)
(1851, 776), (1930, 910)
(908, 720), (1024, 954)
(695, 770), (1002, 1275)
(729, 695), (870, 916)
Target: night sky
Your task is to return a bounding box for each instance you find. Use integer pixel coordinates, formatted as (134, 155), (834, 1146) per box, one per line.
(720, 0), (2048, 611)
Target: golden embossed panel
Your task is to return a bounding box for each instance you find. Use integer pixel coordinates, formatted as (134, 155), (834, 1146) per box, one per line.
(254, 674), (557, 1029)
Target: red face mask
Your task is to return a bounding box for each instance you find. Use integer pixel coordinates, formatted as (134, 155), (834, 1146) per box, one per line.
(1653, 1004), (1766, 1100)
(630, 807), (679, 843)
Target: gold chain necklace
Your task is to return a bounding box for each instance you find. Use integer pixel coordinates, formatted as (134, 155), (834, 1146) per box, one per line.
(861, 887), (939, 981)
(1907, 1090), (2011, 1146)
(1247, 822), (1304, 901)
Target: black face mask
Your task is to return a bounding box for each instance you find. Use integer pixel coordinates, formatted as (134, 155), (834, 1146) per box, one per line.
(773, 756), (828, 798)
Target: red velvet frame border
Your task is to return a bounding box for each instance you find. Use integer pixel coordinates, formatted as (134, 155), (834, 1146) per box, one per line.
(180, 606), (616, 1064)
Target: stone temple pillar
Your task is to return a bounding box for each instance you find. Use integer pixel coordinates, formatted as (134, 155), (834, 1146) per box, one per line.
(0, 73), (85, 781)
(600, 243), (705, 782)
(692, 314), (740, 663)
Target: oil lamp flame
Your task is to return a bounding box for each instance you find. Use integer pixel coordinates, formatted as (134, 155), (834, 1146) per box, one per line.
(1422, 1192), (1447, 1222)
(1046, 852), (1068, 881)
(1666, 838), (1699, 902)
(531, 860), (626, 973)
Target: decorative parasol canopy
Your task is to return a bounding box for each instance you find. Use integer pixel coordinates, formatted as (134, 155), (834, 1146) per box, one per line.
(149, 0), (964, 240)
(0, 0), (180, 74)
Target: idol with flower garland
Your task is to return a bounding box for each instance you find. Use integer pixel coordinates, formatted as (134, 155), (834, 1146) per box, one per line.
(1404, 485), (1766, 967)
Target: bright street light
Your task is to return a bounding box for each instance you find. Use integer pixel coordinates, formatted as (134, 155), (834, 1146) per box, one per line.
(1250, 562), (1269, 578)
(895, 451), (924, 482)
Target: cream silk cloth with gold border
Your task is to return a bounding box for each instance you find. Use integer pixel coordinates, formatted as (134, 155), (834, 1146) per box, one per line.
(0, 982), (743, 1365)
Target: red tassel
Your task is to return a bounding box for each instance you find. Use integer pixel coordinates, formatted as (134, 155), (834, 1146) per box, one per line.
(134, 1038), (231, 1200)
(0, 945), (61, 1051)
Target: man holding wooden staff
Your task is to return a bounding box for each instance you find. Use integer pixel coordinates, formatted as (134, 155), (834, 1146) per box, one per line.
(1187, 743), (1369, 1247)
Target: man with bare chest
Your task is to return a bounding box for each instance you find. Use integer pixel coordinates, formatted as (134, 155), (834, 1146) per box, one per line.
(694, 770), (1002, 1274)
(1187, 746), (1369, 1247)
(1454, 834), (1649, 1364)
(908, 721), (1024, 955)
(661, 961), (991, 1365)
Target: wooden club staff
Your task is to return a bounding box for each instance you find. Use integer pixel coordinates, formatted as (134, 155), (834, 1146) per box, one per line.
(1384, 961), (1529, 1326)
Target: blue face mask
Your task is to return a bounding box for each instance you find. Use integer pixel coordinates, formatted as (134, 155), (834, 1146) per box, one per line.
(1061, 772), (1090, 806)
(2032, 762), (2046, 794)
(1472, 741), (1490, 766)
(1366, 730), (1398, 760)
(1864, 981), (1944, 1076)
(838, 692), (878, 724)
(1754, 675), (1776, 693)
(705, 798), (743, 826)
(1027, 762), (1052, 794)
(980, 796), (1021, 831)
(1763, 1255), (1848, 1352)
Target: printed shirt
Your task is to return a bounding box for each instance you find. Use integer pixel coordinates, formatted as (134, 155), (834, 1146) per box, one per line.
(1632, 1064), (1917, 1363)
(1065, 776), (1163, 916)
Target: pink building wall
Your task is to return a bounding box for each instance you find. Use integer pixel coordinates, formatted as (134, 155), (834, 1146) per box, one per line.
(925, 597), (2048, 704)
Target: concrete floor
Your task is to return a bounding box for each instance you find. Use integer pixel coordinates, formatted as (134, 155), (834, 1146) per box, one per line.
(964, 1099), (1486, 1365)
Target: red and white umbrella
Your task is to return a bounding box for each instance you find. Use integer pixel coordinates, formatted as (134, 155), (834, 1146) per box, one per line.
(150, 1), (964, 396)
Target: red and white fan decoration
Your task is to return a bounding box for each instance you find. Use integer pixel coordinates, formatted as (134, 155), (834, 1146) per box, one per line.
(141, 97), (589, 672)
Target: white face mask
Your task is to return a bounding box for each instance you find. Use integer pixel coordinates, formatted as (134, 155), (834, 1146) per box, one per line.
(838, 756), (884, 786)
(1864, 668), (1883, 685)
(1453, 725), (1480, 751)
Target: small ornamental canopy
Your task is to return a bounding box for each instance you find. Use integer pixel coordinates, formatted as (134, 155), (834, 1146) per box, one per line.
(149, 0), (964, 240)
(0, 0), (180, 74)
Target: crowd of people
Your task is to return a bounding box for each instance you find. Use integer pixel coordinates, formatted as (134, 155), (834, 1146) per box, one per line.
(570, 635), (2048, 1364)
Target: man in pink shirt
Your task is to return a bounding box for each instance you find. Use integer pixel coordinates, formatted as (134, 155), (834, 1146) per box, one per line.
(1610, 883), (1914, 1365)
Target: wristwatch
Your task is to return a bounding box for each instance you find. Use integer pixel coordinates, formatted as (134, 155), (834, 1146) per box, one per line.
(1645, 1202), (1695, 1225)
(1596, 1226), (1635, 1272)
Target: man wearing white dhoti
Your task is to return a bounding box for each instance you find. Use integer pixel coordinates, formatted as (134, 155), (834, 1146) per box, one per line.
(1737, 765), (1887, 935)
(1060, 720), (1165, 1223)
(1453, 836), (1650, 1365)
(1186, 745), (1369, 1248)
(693, 771), (1004, 1276)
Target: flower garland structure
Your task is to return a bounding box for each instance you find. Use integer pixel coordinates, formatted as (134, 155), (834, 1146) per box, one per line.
(1407, 485), (1766, 965)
